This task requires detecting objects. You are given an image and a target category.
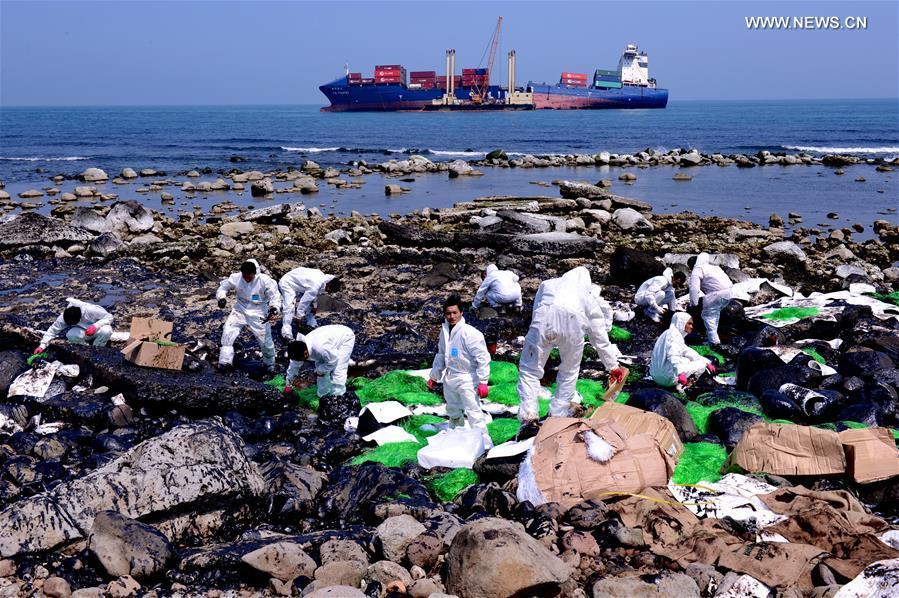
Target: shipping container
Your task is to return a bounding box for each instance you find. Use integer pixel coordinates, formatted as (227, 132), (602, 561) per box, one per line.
(561, 72), (588, 79)
(375, 69), (405, 76)
(348, 72), (362, 79)
(410, 70), (436, 78)
(595, 69), (620, 77)
(375, 64), (404, 70)
(361, 78), (374, 84)
(462, 68), (488, 75)
(594, 80), (623, 89)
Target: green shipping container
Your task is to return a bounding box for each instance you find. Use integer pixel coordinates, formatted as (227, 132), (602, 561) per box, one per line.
(595, 69), (620, 77)
(594, 80), (623, 89)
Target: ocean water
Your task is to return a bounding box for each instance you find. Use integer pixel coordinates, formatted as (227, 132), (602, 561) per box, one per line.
(0, 100), (897, 231)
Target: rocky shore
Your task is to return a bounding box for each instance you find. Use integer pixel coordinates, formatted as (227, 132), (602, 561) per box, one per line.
(0, 166), (898, 597)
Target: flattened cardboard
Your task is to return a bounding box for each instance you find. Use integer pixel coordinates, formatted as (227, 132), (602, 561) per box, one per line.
(121, 317), (185, 371)
(839, 428), (899, 484)
(532, 417), (675, 511)
(726, 423), (845, 476)
(591, 401), (684, 461)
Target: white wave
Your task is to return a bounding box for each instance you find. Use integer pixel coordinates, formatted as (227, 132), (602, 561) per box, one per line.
(281, 146), (340, 153)
(386, 148), (408, 153)
(784, 145), (899, 154)
(0, 156), (89, 161)
(428, 149), (485, 157)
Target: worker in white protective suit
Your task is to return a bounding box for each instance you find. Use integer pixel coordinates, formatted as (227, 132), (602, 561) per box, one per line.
(279, 267), (337, 339)
(471, 264), (523, 310)
(284, 324), (355, 398)
(428, 294), (492, 444)
(35, 299), (114, 353)
(689, 253), (733, 345)
(517, 267), (626, 424)
(635, 269), (687, 322)
(650, 312), (716, 388)
(216, 259), (281, 370)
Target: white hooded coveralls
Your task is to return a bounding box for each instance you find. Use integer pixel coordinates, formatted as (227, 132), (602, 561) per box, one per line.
(650, 312), (710, 387)
(517, 267), (620, 421)
(286, 324), (355, 397)
(279, 267), (335, 338)
(472, 264), (523, 309)
(635, 268), (677, 320)
(689, 253), (733, 344)
(41, 298), (113, 347)
(429, 316), (491, 438)
(217, 259), (281, 366)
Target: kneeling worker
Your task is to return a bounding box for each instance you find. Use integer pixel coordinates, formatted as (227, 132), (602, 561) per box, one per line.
(217, 259), (281, 371)
(285, 324), (356, 399)
(650, 313), (715, 389)
(428, 294), (492, 444)
(635, 268), (687, 322)
(35, 298), (114, 353)
(472, 264), (523, 310)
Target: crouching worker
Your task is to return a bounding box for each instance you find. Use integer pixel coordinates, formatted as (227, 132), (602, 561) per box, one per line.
(217, 259), (281, 372)
(35, 298), (113, 353)
(279, 266), (338, 339)
(428, 295), (492, 445)
(635, 268), (686, 323)
(650, 313), (715, 389)
(472, 264), (522, 311)
(285, 324), (355, 399)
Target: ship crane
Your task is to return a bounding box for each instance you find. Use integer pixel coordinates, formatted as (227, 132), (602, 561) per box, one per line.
(471, 16), (502, 104)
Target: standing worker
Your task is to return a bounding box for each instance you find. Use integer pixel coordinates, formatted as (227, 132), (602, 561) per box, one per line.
(428, 294), (492, 445)
(635, 268), (687, 322)
(279, 267), (337, 339)
(35, 298), (114, 353)
(688, 253), (733, 345)
(650, 313), (715, 388)
(472, 264), (523, 310)
(517, 267), (626, 426)
(284, 324), (356, 399)
(217, 259), (281, 371)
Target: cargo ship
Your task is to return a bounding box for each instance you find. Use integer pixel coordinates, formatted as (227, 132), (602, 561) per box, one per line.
(319, 37), (668, 112)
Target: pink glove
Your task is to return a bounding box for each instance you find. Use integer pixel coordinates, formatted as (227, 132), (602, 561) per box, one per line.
(34, 346), (46, 355)
(609, 367), (626, 384)
(706, 363), (717, 375)
(85, 325), (97, 336)
(284, 385), (293, 395)
(427, 379), (436, 391)
(677, 373), (688, 386)
(477, 383), (489, 399)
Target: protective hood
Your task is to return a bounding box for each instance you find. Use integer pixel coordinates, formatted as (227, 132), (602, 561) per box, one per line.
(244, 258), (266, 276)
(662, 267), (674, 284)
(669, 312), (692, 339)
(589, 284), (603, 300)
(561, 266), (592, 289)
(485, 264), (498, 275)
(695, 252), (710, 267)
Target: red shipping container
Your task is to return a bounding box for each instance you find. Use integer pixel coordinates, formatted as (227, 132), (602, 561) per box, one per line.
(410, 71), (436, 78)
(375, 69), (405, 76)
(561, 72), (588, 79)
(361, 78), (374, 84)
(375, 64), (403, 70)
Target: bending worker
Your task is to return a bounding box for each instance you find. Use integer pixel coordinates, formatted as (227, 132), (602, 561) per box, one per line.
(635, 268), (687, 322)
(428, 294), (492, 445)
(650, 312), (715, 388)
(688, 253), (733, 345)
(472, 264), (523, 310)
(217, 259), (281, 371)
(285, 324), (356, 399)
(279, 266), (337, 339)
(517, 267), (626, 425)
(35, 298), (114, 353)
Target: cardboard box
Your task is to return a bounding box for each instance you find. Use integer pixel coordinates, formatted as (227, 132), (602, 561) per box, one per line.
(591, 401), (684, 461)
(120, 317), (185, 371)
(726, 422), (845, 476)
(839, 428), (899, 484)
(531, 417), (675, 511)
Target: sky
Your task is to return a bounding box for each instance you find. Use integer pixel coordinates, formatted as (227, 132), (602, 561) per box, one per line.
(1, 0), (897, 106)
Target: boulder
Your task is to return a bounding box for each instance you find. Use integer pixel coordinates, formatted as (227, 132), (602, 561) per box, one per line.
(88, 511), (172, 579)
(509, 232), (601, 256)
(0, 351), (28, 399)
(220, 221), (255, 238)
(306, 587), (366, 598)
(735, 347), (784, 390)
(763, 241), (807, 264)
(0, 213), (94, 248)
(446, 518), (570, 598)
(241, 541), (316, 582)
(609, 196), (652, 211)
(240, 203), (306, 223)
(611, 208), (653, 231)
(319, 539), (369, 565)
(364, 560), (413, 591)
(626, 388), (699, 441)
(679, 151), (703, 166)
(71, 207), (112, 233)
(105, 201), (154, 234)
(80, 168), (108, 182)
(18, 189), (43, 198)
(707, 408), (764, 450)
(120, 168), (138, 179)
(592, 572), (700, 597)
(448, 160), (474, 178)
(376, 515), (426, 562)
(559, 180), (608, 199)
(89, 232), (124, 257)
(73, 186), (96, 197)
(497, 210), (553, 234)
(610, 247), (663, 286)
(0, 422), (264, 557)
(486, 149), (507, 161)
(313, 561), (367, 589)
(260, 461), (326, 518)
(317, 463), (431, 524)
(250, 179), (274, 196)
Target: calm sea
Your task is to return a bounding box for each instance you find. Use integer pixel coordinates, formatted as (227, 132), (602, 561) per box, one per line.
(1, 100), (896, 231)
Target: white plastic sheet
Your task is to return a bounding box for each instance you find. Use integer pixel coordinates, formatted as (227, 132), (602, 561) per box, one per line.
(417, 428), (486, 469)
(8, 361), (61, 399)
(714, 574), (770, 598)
(360, 400), (412, 424)
(834, 558), (899, 598)
(0, 413), (23, 435)
(745, 289), (899, 327)
(362, 425), (418, 446)
(486, 437), (534, 460)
